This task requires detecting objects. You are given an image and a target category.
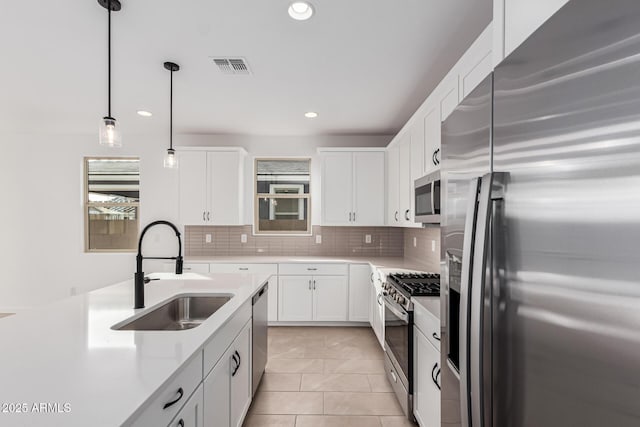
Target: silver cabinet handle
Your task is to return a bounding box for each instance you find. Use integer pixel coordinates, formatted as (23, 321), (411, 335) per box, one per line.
(203, 211), (206, 221)
(353, 212), (356, 222)
(370, 273), (374, 283)
(405, 209), (410, 221)
(239, 267), (249, 271)
(313, 279), (316, 290)
(394, 211), (399, 222)
(308, 280), (312, 290)
(307, 267), (317, 271)
(349, 212), (352, 221)
(207, 212), (211, 221)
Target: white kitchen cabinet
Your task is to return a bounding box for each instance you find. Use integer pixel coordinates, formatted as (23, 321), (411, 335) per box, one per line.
(348, 264), (371, 322)
(313, 276), (349, 321)
(278, 275), (348, 322)
(321, 150), (385, 226)
(203, 320), (252, 427)
(423, 106), (441, 176)
(278, 276), (314, 321)
(178, 149), (245, 226)
(458, 23), (493, 99)
(494, 0), (568, 63)
(398, 134), (413, 226)
(169, 384), (204, 427)
(386, 145), (400, 226)
(370, 270), (385, 348)
(414, 326), (441, 427)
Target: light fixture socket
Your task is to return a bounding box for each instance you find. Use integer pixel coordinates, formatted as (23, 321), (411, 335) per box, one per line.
(99, 116), (122, 147)
(97, 0), (122, 11)
(164, 62), (180, 72)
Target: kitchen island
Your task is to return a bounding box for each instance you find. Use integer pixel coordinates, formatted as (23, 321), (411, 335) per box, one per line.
(0, 272), (269, 427)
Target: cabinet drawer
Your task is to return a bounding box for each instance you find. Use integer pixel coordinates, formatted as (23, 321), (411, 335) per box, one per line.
(203, 301), (252, 376)
(163, 263), (210, 274)
(209, 263), (277, 276)
(130, 352), (203, 427)
(414, 301), (441, 351)
(279, 263), (348, 276)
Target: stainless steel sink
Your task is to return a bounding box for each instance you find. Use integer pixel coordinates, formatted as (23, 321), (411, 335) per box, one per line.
(113, 294), (232, 331)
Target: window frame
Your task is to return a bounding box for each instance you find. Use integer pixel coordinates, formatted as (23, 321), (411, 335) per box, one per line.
(84, 156), (140, 253)
(253, 157), (312, 236)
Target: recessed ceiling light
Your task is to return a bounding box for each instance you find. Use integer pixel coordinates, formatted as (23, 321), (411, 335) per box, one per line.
(304, 111), (318, 118)
(137, 110), (152, 117)
(288, 2), (314, 21)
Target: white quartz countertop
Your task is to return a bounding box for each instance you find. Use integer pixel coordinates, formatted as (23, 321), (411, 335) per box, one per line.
(0, 272), (269, 427)
(186, 255), (431, 271)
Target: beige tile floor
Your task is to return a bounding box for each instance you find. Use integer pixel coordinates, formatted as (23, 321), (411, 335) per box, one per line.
(244, 326), (417, 427)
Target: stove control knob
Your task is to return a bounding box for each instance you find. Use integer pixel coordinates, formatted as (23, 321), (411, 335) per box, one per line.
(397, 295), (405, 304)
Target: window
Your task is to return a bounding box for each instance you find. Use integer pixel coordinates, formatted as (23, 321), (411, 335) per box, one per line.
(85, 157), (140, 252)
(255, 158), (311, 235)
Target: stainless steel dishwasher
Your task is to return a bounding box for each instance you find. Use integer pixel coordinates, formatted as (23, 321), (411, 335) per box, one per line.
(252, 283), (268, 396)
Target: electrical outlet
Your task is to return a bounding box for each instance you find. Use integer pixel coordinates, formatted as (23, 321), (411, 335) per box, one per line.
(315, 235), (322, 244)
(431, 240), (436, 252)
(365, 234), (372, 244)
(205, 234), (212, 243)
(241, 234), (248, 243)
(413, 237), (417, 247)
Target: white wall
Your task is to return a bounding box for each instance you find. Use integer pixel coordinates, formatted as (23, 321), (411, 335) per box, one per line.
(0, 132), (390, 311)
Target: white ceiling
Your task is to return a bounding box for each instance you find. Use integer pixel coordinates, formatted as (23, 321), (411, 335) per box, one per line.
(0, 0), (491, 137)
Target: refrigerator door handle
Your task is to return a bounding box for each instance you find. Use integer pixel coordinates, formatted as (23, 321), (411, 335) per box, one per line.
(459, 177), (481, 427)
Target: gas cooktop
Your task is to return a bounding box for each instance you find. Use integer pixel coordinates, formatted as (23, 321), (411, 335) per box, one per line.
(387, 272), (441, 297)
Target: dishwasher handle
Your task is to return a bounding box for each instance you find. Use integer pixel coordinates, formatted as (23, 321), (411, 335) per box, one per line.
(252, 284), (268, 305)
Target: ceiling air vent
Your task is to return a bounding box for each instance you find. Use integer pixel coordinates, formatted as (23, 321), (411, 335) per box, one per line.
(211, 57), (251, 75)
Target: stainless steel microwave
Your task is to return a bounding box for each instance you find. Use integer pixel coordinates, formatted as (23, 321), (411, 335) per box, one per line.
(414, 171), (440, 223)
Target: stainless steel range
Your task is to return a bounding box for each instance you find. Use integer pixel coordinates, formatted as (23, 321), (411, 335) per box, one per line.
(383, 272), (440, 420)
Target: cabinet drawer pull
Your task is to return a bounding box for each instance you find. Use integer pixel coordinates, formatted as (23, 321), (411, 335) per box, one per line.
(432, 332), (441, 341)
(207, 212), (211, 221)
(231, 352), (239, 376)
(239, 267), (249, 271)
(313, 279), (316, 290)
(349, 212), (352, 221)
(202, 211), (206, 221)
(353, 212), (356, 222)
(178, 420), (184, 427)
(308, 280), (312, 290)
(431, 363), (441, 390)
(163, 387), (184, 409)
(307, 267), (317, 271)
(405, 209), (410, 221)
(394, 211), (399, 221)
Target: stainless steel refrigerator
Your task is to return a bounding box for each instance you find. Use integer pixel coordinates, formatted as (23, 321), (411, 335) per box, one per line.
(440, 1), (640, 426)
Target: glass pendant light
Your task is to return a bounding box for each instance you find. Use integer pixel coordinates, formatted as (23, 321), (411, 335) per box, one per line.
(163, 62), (180, 169)
(98, 0), (122, 147)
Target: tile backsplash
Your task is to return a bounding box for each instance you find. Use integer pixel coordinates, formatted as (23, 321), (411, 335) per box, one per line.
(185, 226), (404, 257)
(403, 226), (441, 273)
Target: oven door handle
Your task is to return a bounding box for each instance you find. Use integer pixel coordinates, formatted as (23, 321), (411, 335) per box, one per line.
(383, 295), (409, 322)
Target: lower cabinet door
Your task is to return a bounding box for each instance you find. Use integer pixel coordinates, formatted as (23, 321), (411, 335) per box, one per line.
(230, 321), (252, 427)
(278, 276), (313, 321)
(414, 327), (441, 427)
(203, 349), (231, 427)
(313, 276), (349, 321)
(170, 384), (204, 427)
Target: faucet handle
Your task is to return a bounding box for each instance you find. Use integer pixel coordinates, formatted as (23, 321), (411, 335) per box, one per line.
(143, 276), (160, 284)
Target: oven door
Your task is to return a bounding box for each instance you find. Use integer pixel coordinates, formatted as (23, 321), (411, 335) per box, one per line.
(383, 295), (412, 389)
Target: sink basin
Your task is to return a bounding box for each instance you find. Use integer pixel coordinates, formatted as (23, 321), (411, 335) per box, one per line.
(113, 294), (232, 331)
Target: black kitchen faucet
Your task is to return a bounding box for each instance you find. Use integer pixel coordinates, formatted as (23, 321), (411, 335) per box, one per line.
(134, 220), (183, 309)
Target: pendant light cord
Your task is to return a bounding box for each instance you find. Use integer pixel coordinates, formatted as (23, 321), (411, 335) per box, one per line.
(170, 68), (173, 150)
(107, 0), (112, 117)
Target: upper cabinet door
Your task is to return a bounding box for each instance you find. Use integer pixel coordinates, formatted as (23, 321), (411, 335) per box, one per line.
(502, 0), (569, 58)
(386, 146), (400, 226)
(208, 151), (244, 225)
(398, 134), (412, 225)
(459, 23), (493, 99)
(322, 152), (354, 225)
(423, 106), (441, 176)
(353, 152), (385, 226)
(179, 151), (209, 225)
